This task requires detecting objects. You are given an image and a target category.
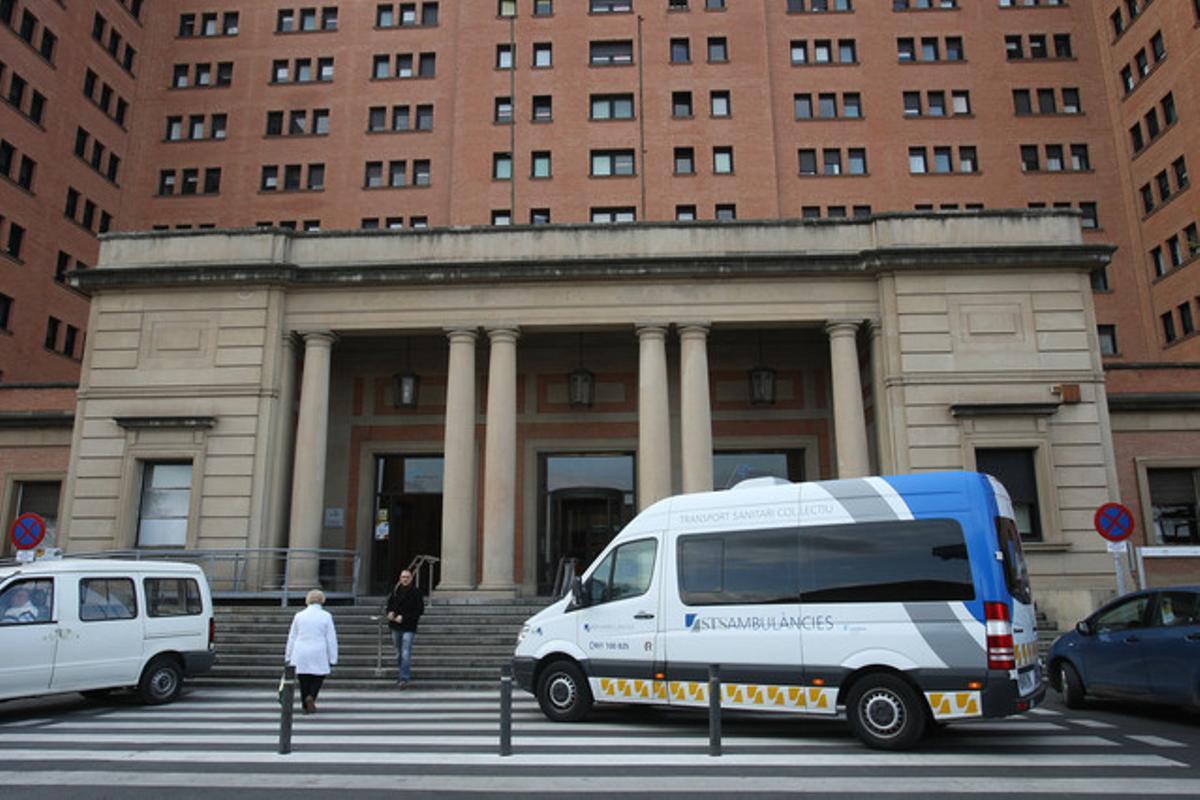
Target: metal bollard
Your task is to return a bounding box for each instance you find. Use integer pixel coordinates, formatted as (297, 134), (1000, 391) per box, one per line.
(278, 664), (296, 755)
(499, 663), (513, 757)
(708, 664), (722, 757)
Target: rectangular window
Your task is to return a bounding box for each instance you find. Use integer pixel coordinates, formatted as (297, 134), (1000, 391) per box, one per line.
(707, 37), (728, 62)
(145, 578), (202, 617)
(674, 147), (695, 175)
(1098, 324), (1118, 356)
(79, 578), (137, 621)
(590, 41), (633, 65)
(975, 448), (1042, 541)
(713, 146), (733, 174)
(1148, 468), (1200, 545)
(531, 151), (551, 178)
(1163, 311), (1177, 343)
(591, 150), (635, 176)
(592, 94), (634, 120)
(137, 462), (192, 547)
(493, 152), (512, 180)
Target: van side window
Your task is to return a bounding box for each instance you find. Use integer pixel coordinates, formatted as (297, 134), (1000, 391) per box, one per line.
(995, 517), (1032, 605)
(679, 530), (801, 605)
(800, 519), (974, 603)
(145, 577), (203, 617)
(587, 538), (657, 605)
(0, 578), (53, 624)
(79, 578), (138, 621)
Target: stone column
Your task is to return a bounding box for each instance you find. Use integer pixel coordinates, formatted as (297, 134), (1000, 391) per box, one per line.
(825, 320), (870, 479)
(678, 323), (713, 494)
(637, 324), (672, 510)
(287, 331), (336, 589)
(868, 320), (893, 475)
(438, 328), (479, 591)
(269, 333), (298, 551)
(479, 326), (519, 593)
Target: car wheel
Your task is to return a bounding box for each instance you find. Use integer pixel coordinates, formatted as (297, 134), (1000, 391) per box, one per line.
(846, 674), (927, 750)
(536, 660), (592, 722)
(1057, 661), (1086, 709)
(138, 656), (183, 705)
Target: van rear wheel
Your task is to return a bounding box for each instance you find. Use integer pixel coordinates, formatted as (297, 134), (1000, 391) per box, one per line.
(536, 660), (592, 722)
(846, 674), (927, 750)
(138, 656), (183, 705)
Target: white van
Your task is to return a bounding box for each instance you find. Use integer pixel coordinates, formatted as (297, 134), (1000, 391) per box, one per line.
(0, 558), (215, 705)
(513, 472), (1042, 749)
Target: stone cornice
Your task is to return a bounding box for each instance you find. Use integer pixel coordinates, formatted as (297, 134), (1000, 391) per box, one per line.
(950, 402), (1062, 417)
(72, 244), (1114, 293)
(113, 416), (217, 430)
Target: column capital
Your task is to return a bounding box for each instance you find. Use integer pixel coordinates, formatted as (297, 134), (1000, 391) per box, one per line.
(824, 319), (862, 338)
(297, 330), (337, 347)
(677, 322), (711, 339)
(444, 327), (479, 343)
(866, 318), (884, 336)
(635, 323), (669, 339)
(485, 325), (521, 344)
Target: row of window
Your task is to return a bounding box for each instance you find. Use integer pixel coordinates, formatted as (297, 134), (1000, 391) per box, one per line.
(178, 11), (239, 38)
(371, 52), (436, 79)
(91, 12), (136, 75)
(271, 57), (335, 83)
(157, 168), (223, 196)
(0, 0), (56, 64)
(43, 317), (80, 358)
(1003, 33), (1072, 60)
(789, 38), (857, 65)
(360, 216), (428, 230)
(1119, 30), (1166, 96)
(1162, 301), (1199, 346)
(1139, 156), (1190, 216)
(798, 148), (868, 176)
(73, 128), (121, 185)
(363, 160), (431, 188)
(1129, 92), (1177, 155)
(0, 576), (202, 625)
(261, 164), (327, 192)
(63, 188), (113, 237)
(367, 105), (433, 132)
(376, 3), (440, 28)
(1110, 0), (1154, 40)
(1150, 222), (1200, 279)
(0, 138), (35, 192)
(166, 114), (229, 142)
(1019, 144), (1091, 173)
(83, 69), (129, 127)
(903, 90), (970, 117)
(277, 7), (339, 33)
(54, 250), (88, 284)
(1013, 87), (1081, 116)
(909, 146), (978, 174)
(268, 109), (330, 136)
(254, 219), (322, 231)
(0, 215), (24, 261)
(170, 62), (234, 89)
(1027, 200), (1099, 230)
(2, 62), (47, 126)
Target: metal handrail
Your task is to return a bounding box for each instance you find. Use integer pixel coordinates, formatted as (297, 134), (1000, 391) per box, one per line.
(32, 547), (360, 606)
(551, 556), (578, 599)
(405, 553), (440, 590)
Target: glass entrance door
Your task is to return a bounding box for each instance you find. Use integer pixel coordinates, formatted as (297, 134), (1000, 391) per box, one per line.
(371, 455), (443, 594)
(538, 453), (635, 595)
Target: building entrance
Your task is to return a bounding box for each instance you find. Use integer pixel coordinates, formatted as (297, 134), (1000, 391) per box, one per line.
(538, 453), (635, 595)
(371, 455), (443, 595)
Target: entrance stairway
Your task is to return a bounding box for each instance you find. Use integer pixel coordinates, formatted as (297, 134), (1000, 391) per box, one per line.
(194, 598), (551, 690)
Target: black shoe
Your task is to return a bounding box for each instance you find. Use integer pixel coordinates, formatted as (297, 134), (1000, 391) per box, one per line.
(398, 681), (409, 690)
(304, 696), (316, 713)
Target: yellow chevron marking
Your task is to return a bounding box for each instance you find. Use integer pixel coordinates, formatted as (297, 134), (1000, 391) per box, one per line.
(966, 697), (979, 715)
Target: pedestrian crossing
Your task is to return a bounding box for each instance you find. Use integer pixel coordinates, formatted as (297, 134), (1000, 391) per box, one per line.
(0, 688), (1196, 796)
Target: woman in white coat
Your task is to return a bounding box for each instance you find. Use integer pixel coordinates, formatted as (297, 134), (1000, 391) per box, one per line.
(285, 589), (339, 713)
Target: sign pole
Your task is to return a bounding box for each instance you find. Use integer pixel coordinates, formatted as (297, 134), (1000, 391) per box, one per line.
(1093, 502), (1135, 595)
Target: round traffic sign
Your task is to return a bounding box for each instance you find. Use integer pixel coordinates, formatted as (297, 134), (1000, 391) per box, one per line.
(1093, 502), (1135, 543)
(9, 512), (47, 550)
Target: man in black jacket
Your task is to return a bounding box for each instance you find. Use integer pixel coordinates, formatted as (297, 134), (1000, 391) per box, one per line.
(386, 569), (424, 688)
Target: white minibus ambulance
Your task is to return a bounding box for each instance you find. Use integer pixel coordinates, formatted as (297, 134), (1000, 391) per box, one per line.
(513, 471), (1042, 749)
(0, 558), (215, 705)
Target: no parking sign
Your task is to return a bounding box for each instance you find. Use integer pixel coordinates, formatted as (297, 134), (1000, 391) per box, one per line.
(9, 512), (47, 551)
(1093, 502), (1134, 594)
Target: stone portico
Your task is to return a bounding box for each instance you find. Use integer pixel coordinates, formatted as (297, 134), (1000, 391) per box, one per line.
(61, 213), (1118, 624)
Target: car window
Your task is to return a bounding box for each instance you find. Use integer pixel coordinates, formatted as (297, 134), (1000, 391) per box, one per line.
(1093, 595), (1150, 633)
(1152, 591), (1200, 627)
(145, 577), (203, 617)
(586, 538), (657, 606)
(0, 578), (53, 624)
(79, 578), (138, 621)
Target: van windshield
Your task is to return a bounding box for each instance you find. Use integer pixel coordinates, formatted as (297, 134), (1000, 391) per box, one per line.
(996, 517), (1032, 605)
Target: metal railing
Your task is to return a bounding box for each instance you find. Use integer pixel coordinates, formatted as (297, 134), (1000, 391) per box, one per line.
(39, 547), (360, 606)
(551, 556), (578, 599)
(406, 554), (440, 590)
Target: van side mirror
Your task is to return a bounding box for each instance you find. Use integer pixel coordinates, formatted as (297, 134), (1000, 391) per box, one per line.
(1075, 620), (1092, 636)
(569, 576), (586, 608)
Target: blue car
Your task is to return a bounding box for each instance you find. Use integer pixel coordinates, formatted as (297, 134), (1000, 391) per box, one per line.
(1048, 586), (1200, 711)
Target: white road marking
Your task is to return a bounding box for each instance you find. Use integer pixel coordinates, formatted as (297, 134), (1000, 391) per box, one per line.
(1127, 735), (1188, 748)
(1069, 718), (1117, 729)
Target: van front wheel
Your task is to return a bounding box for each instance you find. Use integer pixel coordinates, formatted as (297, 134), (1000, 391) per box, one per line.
(536, 660), (592, 722)
(846, 674), (927, 750)
(139, 657), (183, 705)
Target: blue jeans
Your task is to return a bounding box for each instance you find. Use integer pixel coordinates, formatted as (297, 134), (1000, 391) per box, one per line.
(391, 629), (415, 681)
